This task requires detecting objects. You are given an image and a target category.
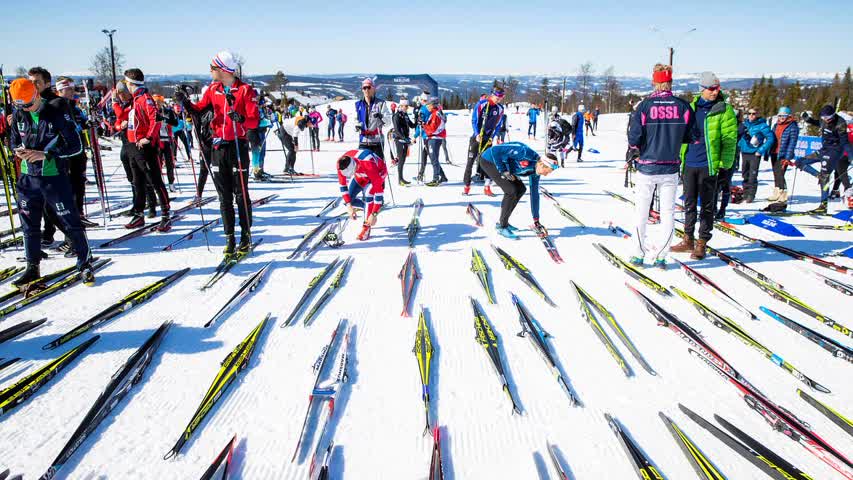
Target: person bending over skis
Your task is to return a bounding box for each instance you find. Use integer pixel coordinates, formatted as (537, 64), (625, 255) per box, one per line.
(478, 142), (558, 239)
(337, 149), (388, 241)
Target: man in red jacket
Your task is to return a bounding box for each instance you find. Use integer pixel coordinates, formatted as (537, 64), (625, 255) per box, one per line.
(337, 149), (388, 241)
(176, 50), (259, 254)
(124, 68), (171, 230)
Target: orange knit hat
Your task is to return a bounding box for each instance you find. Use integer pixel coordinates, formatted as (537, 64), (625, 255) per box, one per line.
(10, 78), (38, 105)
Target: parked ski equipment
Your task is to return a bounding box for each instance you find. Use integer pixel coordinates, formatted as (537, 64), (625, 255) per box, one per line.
(547, 443), (569, 480)
(407, 198), (423, 247)
(492, 245), (555, 306)
(532, 223), (563, 263)
(0, 358), (21, 373)
(98, 197), (215, 248)
(163, 218), (220, 251)
(165, 314), (269, 459)
(0, 264), (77, 304)
(43, 268), (189, 350)
(471, 298), (520, 413)
(571, 281), (632, 377)
(303, 256), (353, 326)
(200, 239), (264, 291)
(466, 202), (482, 227)
(306, 325), (351, 472)
(0, 336), (99, 416)
(676, 259), (756, 320)
(760, 307), (852, 363)
(287, 220), (330, 260)
(605, 413), (664, 480)
(512, 294), (579, 406)
(540, 186), (585, 227)
(316, 197), (341, 217)
(759, 239), (851, 276)
(414, 308), (435, 434)
(593, 242), (671, 297)
(470, 248), (495, 304)
(659, 411), (727, 480)
(199, 434), (236, 480)
(679, 404), (813, 480)
(0, 266), (23, 284)
(797, 265), (853, 296)
(205, 262), (272, 328)
(672, 286), (830, 393)
(797, 389), (853, 438)
(428, 426), (444, 480)
(399, 251), (421, 317)
(283, 257), (340, 327)
(0, 318), (46, 344)
(39, 323), (170, 480)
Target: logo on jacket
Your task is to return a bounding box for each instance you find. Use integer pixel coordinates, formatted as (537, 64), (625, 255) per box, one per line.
(520, 160), (530, 167)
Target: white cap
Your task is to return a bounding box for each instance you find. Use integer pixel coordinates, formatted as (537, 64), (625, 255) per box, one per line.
(551, 106), (558, 113)
(211, 50), (238, 74)
(578, 104), (586, 112)
(400, 99), (409, 106)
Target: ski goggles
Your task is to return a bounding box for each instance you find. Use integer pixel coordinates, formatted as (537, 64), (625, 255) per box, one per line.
(702, 85), (721, 92)
(14, 98), (36, 109)
(491, 89), (505, 98)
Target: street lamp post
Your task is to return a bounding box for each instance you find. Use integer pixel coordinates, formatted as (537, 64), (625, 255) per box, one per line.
(101, 29), (117, 87)
(651, 27), (696, 68)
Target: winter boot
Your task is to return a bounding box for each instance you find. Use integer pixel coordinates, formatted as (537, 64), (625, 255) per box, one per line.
(238, 230), (252, 252)
(484, 185), (495, 197)
(766, 187), (781, 202)
(124, 215), (144, 229)
(223, 234), (236, 256)
(690, 239), (708, 260)
(357, 224), (371, 241)
(670, 236), (694, 253)
(12, 263), (40, 288)
(426, 178), (442, 187)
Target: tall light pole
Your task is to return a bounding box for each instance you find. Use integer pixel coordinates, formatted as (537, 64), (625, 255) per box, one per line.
(101, 29), (117, 87)
(651, 27), (696, 68)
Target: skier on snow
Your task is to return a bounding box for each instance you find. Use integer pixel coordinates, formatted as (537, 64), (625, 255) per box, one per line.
(795, 104), (850, 212)
(337, 149), (388, 241)
(354, 78), (392, 160)
(391, 98), (417, 185)
(478, 142), (558, 239)
(174, 50), (259, 255)
(570, 104), (586, 162)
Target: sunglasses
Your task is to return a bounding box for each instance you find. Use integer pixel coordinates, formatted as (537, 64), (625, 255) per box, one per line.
(15, 99), (36, 109)
(703, 85), (721, 92)
(748, 111), (757, 115)
(362, 86), (373, 90)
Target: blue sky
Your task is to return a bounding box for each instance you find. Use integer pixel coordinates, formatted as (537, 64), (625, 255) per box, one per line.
(5, 0), (851, 78)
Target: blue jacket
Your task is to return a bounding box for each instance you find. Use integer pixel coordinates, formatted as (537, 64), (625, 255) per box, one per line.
(627, 91), (696, 175)
(774, 118), (799, 160)
(527, 108), (539, 123)
(480, 142), (541, 220)
(10, 101), (83, 177)
(738, 117), (775, 155)
(571, 112), (585, 137)
(471, 99), (504, 138)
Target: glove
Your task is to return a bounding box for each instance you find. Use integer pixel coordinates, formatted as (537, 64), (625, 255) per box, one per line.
(355, 123), (363, 132)
(173, 87), (187, 103)
(372, 112), (382, 119)
(749, 136), (760, 148)
(228, 111), (244, 123)
(794, 158), (805, 170)
(225, 91), (236, 105)
(626, 146), (639, 162)
(501, 171), (516, 182)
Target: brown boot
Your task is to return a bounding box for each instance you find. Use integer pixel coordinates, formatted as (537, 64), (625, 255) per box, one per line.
(670, 236), (694, 253)
(691, 239), (708, 260)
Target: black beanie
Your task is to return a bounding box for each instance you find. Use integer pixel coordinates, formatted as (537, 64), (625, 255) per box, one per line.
(819, 104), (836, 117)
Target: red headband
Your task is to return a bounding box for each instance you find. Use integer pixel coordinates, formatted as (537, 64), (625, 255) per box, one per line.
(652, 70), (672, 83)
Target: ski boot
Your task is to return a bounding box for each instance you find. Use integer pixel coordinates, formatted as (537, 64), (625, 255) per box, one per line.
(124, 215), (144, 229)
(147, 206), (157, 219)
(426, 178), (442, 187)
(829, 190), (840, 200)
(12, 263), (40, 289)
(55, 241), (71, 253)
(810, 202), (828, 215)
(399, 178), (411, 187)
(253, 168), (264, 181)
(484, 185), (495, 197)
(691, 239), (708, 260)
(357, 224), (371, 241)
(168, 183), (178, 193)
(496, 225), (519, 240)
(238, 230), (252, 253)
(41, 236), (55, 247)
(79, 262), (96, 286)
(156, 210), (172, 232)
(223, 234), (236, 256)
(628, 256), (644, 267)
(652, 258), (666, 270)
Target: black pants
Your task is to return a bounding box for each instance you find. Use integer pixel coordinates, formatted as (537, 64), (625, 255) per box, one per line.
(282, 131), (297, 171)
(682, 165), (717, 241)
(715, 167), (734, 214)
(769, 152), (787, 190)
(395, 139), (410, 179)
(18, 174), (90, 268)
(832, 155), (851, 192)
(481, 159), (525, 228)
(212, 140), (252, 235)
(310, 127), (320, 150)
(197, 143), (212, 197)
(130, 143), (170, 215)
(69, 153), (87, 215)
(464, 136), (488, 186)
(160, 140), (176, 184)
(741, 152), (761, 198)
(173, 130), (191, 159)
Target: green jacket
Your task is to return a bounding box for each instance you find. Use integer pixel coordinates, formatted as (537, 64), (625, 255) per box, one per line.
(680, 93), (738, 175)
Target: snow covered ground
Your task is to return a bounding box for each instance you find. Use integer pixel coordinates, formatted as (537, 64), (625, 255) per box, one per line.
(0, 105), (850, 479)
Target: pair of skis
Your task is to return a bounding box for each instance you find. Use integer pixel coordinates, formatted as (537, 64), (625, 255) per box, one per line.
(165, 314), (270, 459)
(414, 308), (435, 435)
(39, 322), (170, 479)
(98, 196), (216, 248)
(288, 220), (331, 260)
(593, 242), (670, 297)
(466, 203), (483, 227)
(492, 245), (555, 306)
(0, 318), (46, 345)
(760, 307), (852, 363)
(162, 218), (220, 251)
(282, 257), (344, 327)
(672, 286), (831, 393)
(512, 294), (579, 406)
(42, 268), (189, 350)
(540, 186), (586, 227)
(571, 281), (655, 377)
(470, 248), (495, 304)
(675, 259), (756, 320)
(471, 298), (520, 413)
(399, 251), (421, 317)
(407, 198), (423, 247)
(531, 223), (564, 263)
(291, 319), (351, 464)
(204, 262), (272, 328)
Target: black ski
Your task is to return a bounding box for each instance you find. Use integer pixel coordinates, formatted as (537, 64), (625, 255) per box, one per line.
(303, 256), (353, 326)
(471, 297), (520, 413)
(287, 221), (330, 259)
(0, 318), (46, 344)
(282, 257), (340, 327)
(761, 307), (852, 363)
(39, 323), (170, 480)
(163, 218), (220, 251)
(199, 434), (236, 480)
(797, 389), (853, 438)
(200, 239), (264, 291)
(492, 245), (555, 306)
(204, 261), (272, 328)
(605, 413), (664, 480)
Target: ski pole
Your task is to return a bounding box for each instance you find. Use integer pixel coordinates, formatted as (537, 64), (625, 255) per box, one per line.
(379, 126), (396, 207)
(0, 148), (17, 246)
(180, 103), (210, 251)
(227, 92), (253, 249)
(789, 164), (799, 204)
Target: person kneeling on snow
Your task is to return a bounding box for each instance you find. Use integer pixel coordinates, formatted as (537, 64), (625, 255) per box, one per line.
(478, 142), (557, 239)
(337, 149), (388, 241)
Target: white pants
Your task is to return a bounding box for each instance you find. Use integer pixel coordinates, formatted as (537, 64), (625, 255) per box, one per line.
(632, 172), (678, 261)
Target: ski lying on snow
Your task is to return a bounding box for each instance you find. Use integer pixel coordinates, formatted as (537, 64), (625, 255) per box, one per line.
(605, 413), (664, 480)
(798, 388), (853, 438)
(471, 298), (520, 413)
(0, 266), (24, 284)
(659, 411), (727, 480)
(532, 225), (563, 263)
(39, 322), (170, 480)
(303, 256), (353, 326)
(306, 325), (351, 473)
(205, 262), (272, 328)
(547, 443), (569, 480)
(470, 248), (495, 304)
(407, 198), (424, 247)
(0, 318), (46, 345)
(199, 434), (236, 480)
(399, 251), (420, 317)
(540, 187), (585, 227)
(97, 214), (186, 248)
(675, 259), (756, 320)
(414, 308), (435, 435)
(466, 203), (482, 227)
(283, 257), (340, 327)
(492, 245), (555, 306)
(594, 242), (670, 297)
(316, 197), (341, 217)
(797, 266), (853, 296)
(760, 306), (852, 363)
(0, 264), (77, 305)
(571, 281), (633, 377)
(428, 426), (444, 480)
(287, 220), (330, 260)
(0, 357), (21, 373)
(162, 218), (220, 251)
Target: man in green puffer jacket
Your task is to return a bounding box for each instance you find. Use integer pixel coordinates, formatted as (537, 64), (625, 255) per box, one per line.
(672, 71), (737, 259)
